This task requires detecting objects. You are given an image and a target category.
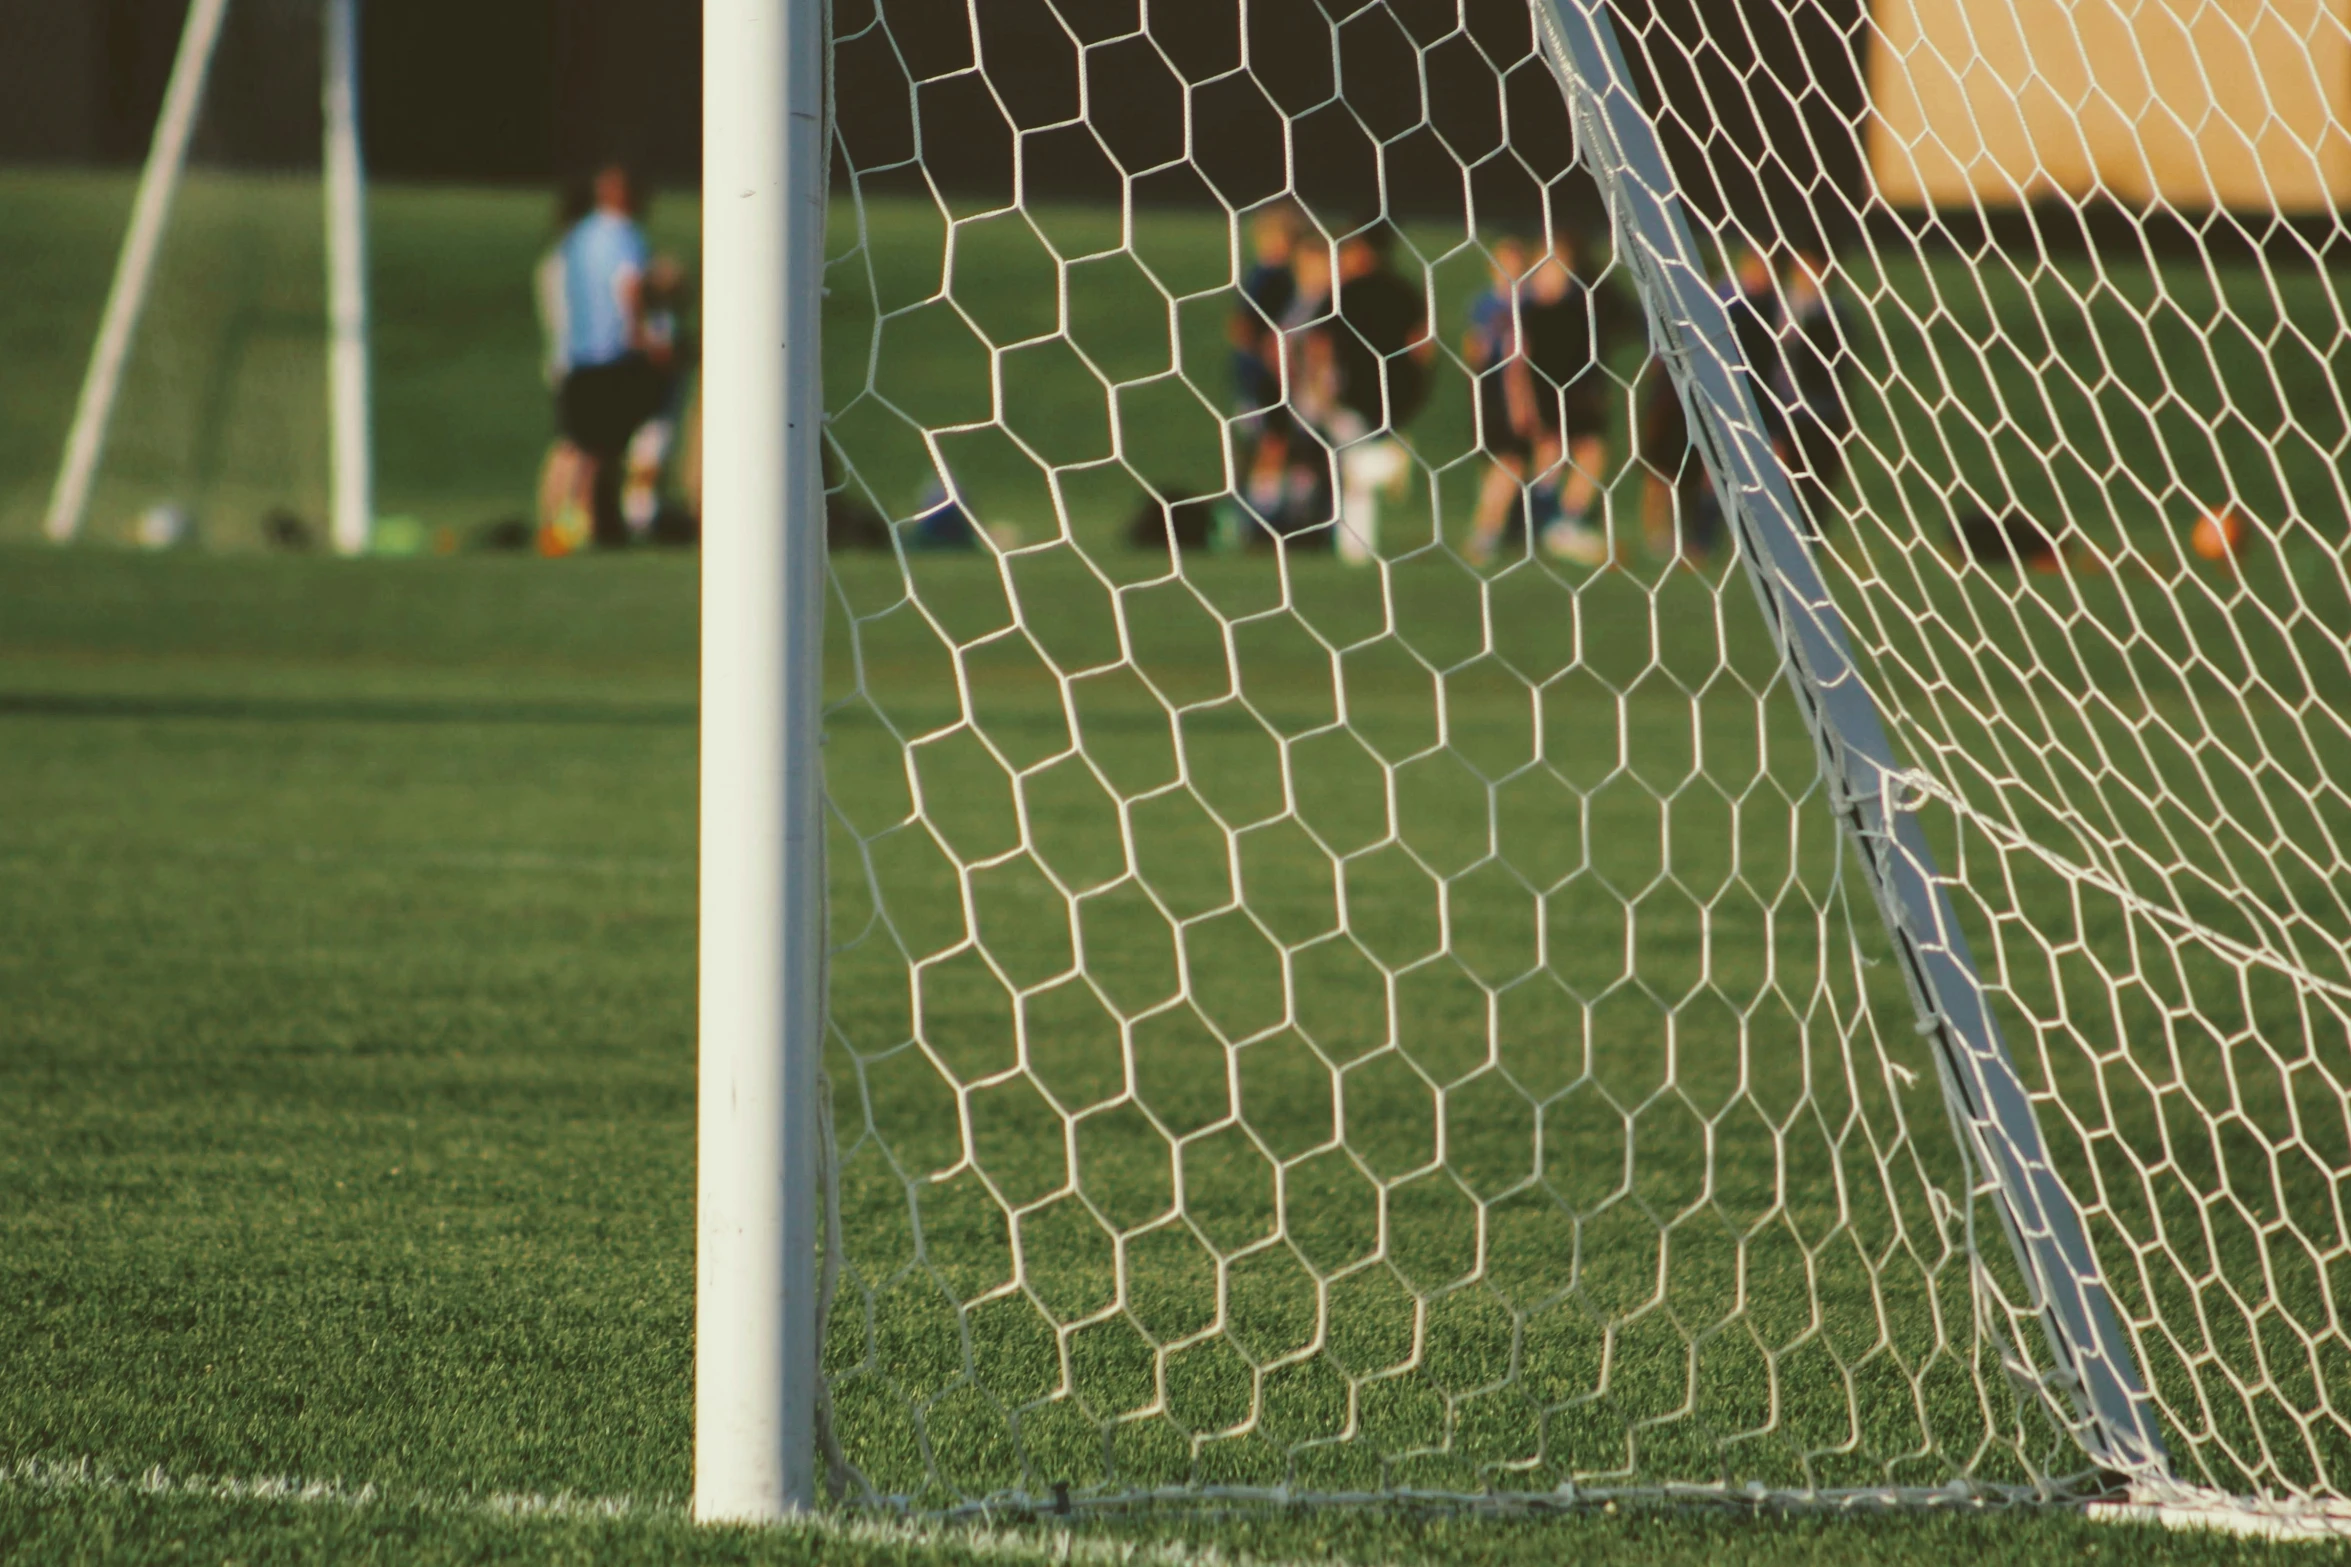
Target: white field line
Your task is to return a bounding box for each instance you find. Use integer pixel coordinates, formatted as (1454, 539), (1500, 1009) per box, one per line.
(14, 1457), (2347, 1548)
(3, 1456), (641, 1521)
(0, 1458), (1406, 1567)
(2086, 1486), (2351, 1545)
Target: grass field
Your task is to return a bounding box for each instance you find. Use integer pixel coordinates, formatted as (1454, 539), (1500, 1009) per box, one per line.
(0, 544), (2332, 1565)
(7, 168), (2351, 1559)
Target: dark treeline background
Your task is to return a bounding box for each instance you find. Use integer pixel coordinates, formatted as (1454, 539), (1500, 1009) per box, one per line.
(0, 0), (1868, 244)
(0, 0), (697, 185)
(827, 0), (1868, 244)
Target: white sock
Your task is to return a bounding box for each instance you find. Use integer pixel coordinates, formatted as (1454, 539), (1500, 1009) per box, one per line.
(623, 477), (659, 532)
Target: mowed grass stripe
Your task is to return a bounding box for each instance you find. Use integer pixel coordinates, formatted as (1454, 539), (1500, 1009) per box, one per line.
(0, 546), (2340, 1560)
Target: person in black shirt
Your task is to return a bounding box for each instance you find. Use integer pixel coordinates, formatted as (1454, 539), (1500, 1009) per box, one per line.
(1507, 233), (1611, 565)
(1289, 224), (1433, 562)
(1634, 356), (1721, 563)
(1331, 227), (1432, 435)
(1632, 245), (1793, 566)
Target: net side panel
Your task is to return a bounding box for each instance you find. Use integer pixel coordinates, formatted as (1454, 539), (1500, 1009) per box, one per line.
(813, 0), (2351, 1512)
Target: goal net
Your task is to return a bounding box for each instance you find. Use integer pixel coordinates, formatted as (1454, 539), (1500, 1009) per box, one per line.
(36, 0), (361, 554)
(806, 0), (2351, 1520)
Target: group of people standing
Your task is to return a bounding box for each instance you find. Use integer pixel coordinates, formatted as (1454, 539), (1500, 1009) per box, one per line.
(519, 181), (1848, 566)
(1225, 202), (1852, 568)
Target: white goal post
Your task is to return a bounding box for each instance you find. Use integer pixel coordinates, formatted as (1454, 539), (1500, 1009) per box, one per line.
(698, 0), (830, 1525)
(699, 0), (2351, 1534)
(45, 0), (373, 555)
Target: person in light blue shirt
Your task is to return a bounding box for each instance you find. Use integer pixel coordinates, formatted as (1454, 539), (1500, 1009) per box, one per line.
(562, 200), (650, 372)
(544, 164), (670, 551)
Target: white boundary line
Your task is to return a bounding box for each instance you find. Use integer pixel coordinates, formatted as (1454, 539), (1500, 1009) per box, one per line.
(0, 1459), (1412, 1567)
(12, 1458), (2349, 1548)
(2086, 1485), (2351, 1545)
(3, 1456), (639, 1522)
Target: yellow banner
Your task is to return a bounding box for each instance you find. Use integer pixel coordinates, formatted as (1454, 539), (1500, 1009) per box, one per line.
(1867, 0), (2351, 209)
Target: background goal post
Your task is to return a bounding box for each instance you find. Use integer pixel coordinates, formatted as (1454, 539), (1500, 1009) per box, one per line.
(42, 0), (232, 546)
(698, 0), (2351, 1528)
(44, 0), (374, 556)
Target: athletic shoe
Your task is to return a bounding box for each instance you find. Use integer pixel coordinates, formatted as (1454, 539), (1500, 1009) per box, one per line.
(1540, 519), (1608, 566)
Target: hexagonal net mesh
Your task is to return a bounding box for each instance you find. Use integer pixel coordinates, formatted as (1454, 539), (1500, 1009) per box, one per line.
(810, 0), (2351, 1517)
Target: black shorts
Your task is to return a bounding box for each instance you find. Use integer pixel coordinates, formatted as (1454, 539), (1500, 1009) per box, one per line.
(1636, 374), (1687, 470)
(560, 355), (666, 460)
(1532, 374), (1610, 443)
(1476, 377), (1530, 462)
(1244, 406), (1304, 451)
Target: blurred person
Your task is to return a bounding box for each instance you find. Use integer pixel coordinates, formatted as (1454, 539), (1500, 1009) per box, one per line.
(1776, 247), (1851, 541)
(618, 254), (693, 539)
(1251, 229), (1338, 541)
(534, 176), (595, 551)
(907, 472), (982, 550)
(1509, 231), (1610, 566)
(1629, 247), (1788, 567)
(1239, 208), (1339, 538)
(1327, 225), (1432, 562)
(1634, 357), (1720, 564)
(678, 385), (703, 518)
(544, 162), (669, 554)
(1725, 243), (1787, 453)
(1289, 224), (1432, 562)
(1232, 204), (1302, 524)
(1462, 236), (1531, 565)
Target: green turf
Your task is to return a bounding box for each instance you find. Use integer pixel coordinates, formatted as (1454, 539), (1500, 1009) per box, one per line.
(4, 1477), (2324, 1567)
(1, 547), (2345, 1563)
(0, 1477), (2325, 1567)
(8, 166), (2351, 1557)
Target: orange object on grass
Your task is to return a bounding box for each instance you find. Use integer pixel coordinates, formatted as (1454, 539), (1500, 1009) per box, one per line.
(2189, 505), (2249, 563)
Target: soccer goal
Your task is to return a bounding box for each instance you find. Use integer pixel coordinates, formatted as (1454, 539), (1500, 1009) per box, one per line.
(43, 0), (371, 555)
(699, 0), (2351, 1534)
